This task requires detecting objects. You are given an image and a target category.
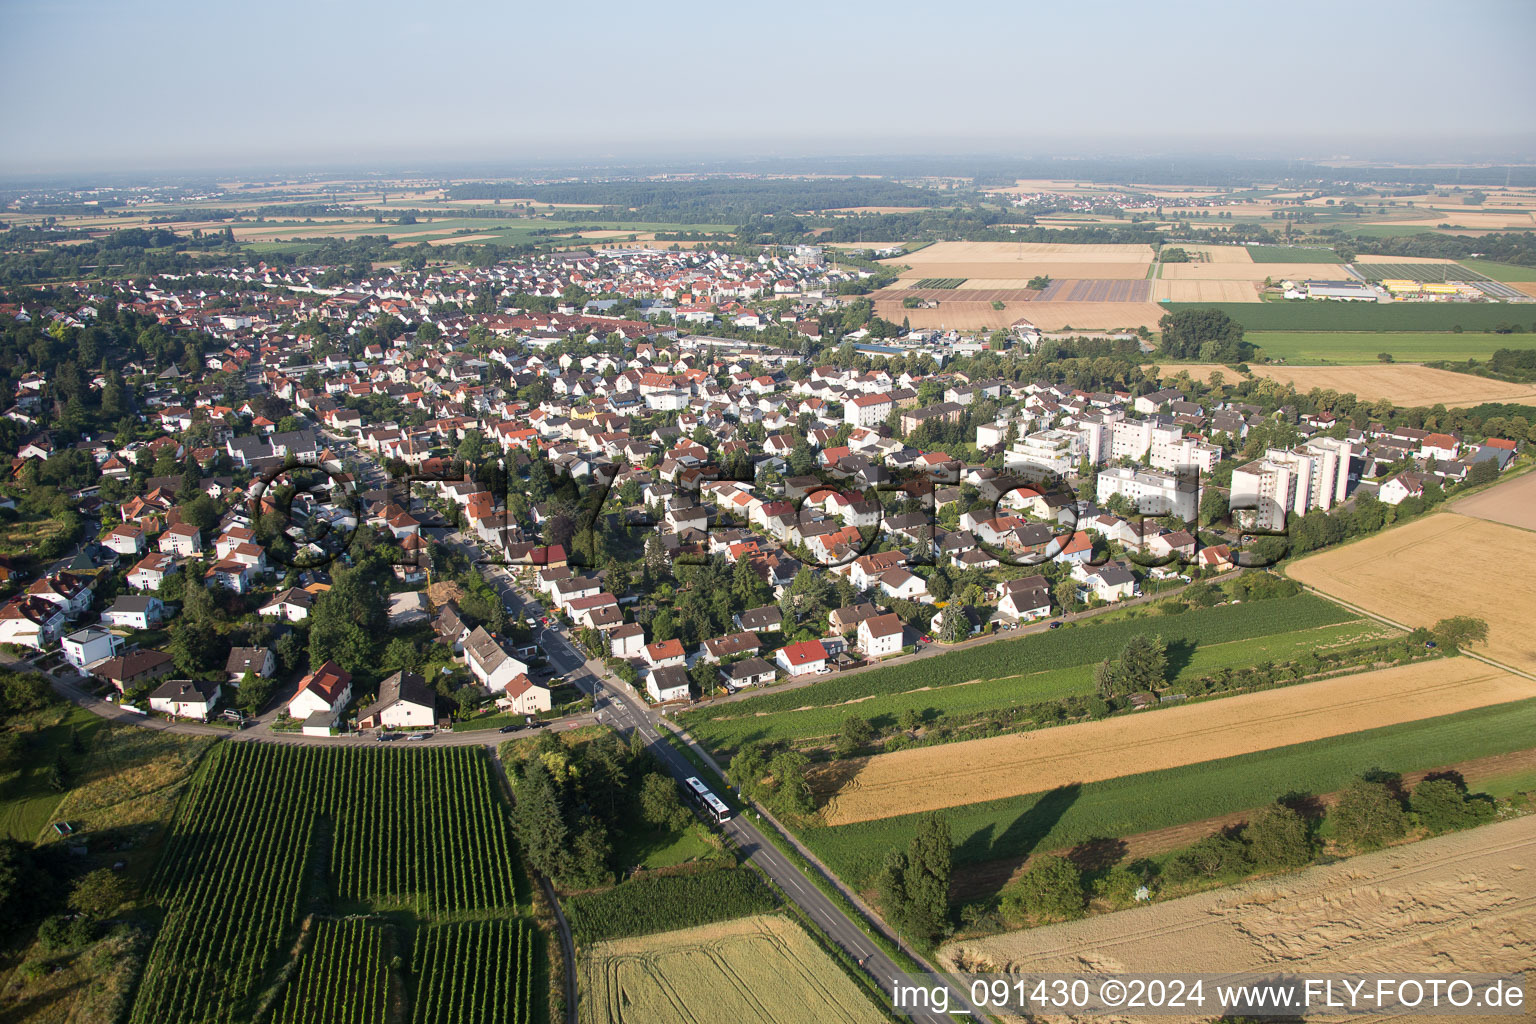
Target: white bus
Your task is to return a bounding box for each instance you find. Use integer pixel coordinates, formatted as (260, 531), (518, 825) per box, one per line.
(682, 776), (733, 824)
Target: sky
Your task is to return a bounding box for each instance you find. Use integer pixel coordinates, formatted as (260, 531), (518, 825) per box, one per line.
(3, 0), (1534, 176)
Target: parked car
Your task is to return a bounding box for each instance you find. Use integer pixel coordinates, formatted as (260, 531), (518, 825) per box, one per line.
(498, 723), (521, 734)
(920, 634), (932, 644)
(1049, 621), (1063, 629)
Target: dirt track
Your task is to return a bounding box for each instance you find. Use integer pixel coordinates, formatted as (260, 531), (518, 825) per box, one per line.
(950, 747), (1536, 902)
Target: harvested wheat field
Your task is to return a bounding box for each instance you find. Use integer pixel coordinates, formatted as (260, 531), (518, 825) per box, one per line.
(896, 262), (1152, 281)
(1513, 281), (1536, 298)
(1290, 512), (1536, 674)
(1152, 280), (1261, 302)
(817, 658), (1534, 826)
(1160, 262), (1346, 281)
(875, 301), (1033, 331)
(895, 241), (1155, 264)
(1017, 302), (1168, 332)
(1354, 254), (1466, 265)
(1453, 470), (1536, 532)
(942, 813), (1536, 1011)
(581, 915), (885, 1024)
(1174, 245), (1254, 263)
(1157, 363), (1536, 408)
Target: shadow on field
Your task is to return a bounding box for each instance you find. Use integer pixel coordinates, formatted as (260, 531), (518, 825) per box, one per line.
(950, 784), (1080, 903)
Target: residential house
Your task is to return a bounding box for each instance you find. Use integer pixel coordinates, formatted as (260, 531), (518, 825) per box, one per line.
(646, 665), (692, 703)
(93, 649), (174, 692)
(357, 671), (437, 729)
(149, 678), (222, 721)
(225, 646), (276, 685)
(0, 595), (66, 649)
(776, 639), (829, 677)
(857, 612), (905, 657)
(260, 588), (315, 621)
(159, 523), (203, 557)
(642, 638), (686, 669)
(497, 673), (552, 716)
(608, 622), (646, 659)
(100, 595), (166, 631)
(719, 657), (777, 691)
(61, 626), (123, 669)
(128, 553), (178, 591)
(463, 626), (529, 693)
(287, 660), (354, 721)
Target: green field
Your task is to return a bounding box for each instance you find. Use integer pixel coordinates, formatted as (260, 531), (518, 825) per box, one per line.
(1165, 301), (1536, 333)
(1248, 330), (1536, 363)
(802, 696), (1536, 889)
(914, 277), (967, 289)
(1245, 245), (1342, 263)
(679, 596), (1354, 755)
(1459, 258), (1536, 283)
(684, 617), (1390, 754)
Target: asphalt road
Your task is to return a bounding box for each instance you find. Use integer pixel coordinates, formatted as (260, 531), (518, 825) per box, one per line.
(534, 601), (979, 1024)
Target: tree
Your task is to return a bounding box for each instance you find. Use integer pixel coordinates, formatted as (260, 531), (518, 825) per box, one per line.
(1430, 616), (1488, 651)
(1164, 833), (1251, 883)
(68, 868), (128, 919)
(769, 751), (813, 815)
(1410, 776), (1494, 835)
(938, 608), (970, 644)
(1243, 803), (1313, 869)
(834, 715), (874, 757)
(1199, 486), (1228, 527)
(639, 773), (691, 832)
(1000, 855), (1083, 925)
(1331, 776), (1408, 852)
(879, 814), (952, 943)
(512, 759), (568, 879)
(1157, 308), (1247, 363)
(1115, 634), (1168, 694)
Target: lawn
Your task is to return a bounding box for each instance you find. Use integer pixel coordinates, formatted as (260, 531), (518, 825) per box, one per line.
(0, 704), (108, 842)
(679, 596), (1356, 755)
(800, 697), (1536, 889)
(1245, 245), (1341, 263)
(1458, 258), (1536, 283)
(1164, 301), (1536, 333)
(685, 618), (1390, 754)
(611, 823), (717, 872)
(1248, 331), (1536, 363)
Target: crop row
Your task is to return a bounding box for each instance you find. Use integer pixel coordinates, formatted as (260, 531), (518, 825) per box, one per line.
(564, 867), (777, 944)
(274, 918), (389, 1024)
(683, 596), (1351, 727)
(411, 920), (532, 1024)
(131, 744), (519, 1024)
(802, 697), (1536, 889)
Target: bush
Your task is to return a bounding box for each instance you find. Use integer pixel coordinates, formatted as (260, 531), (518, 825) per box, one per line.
(1410, 777), (1495, 835)
(1000, 855), (1083, 925)
(563, 867), (776, 942)
(1164, 834), (1250, 884)
(36, 914), (96, 951)
(1243, 803), (1313, 869)
(1331, 777), (1408, 852)
(1091, 865), (1145, 908)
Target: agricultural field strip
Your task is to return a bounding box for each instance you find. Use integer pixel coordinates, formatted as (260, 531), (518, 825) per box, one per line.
(129, 744), (520, 1024)
(817, 658), (1536, 826)
(1353, 262), (1491, 283)
(1161, 301), (1536, 332)
(803, 696), (1536, 888)
(686, 597), (1354, 725)
(684, 620), (1391, 752)
(942, 814), (1536, 978)
(1289, 512), (1536, 675)
(580, 915), (887, 1024)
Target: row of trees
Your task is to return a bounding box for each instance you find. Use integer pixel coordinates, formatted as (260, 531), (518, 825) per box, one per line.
(997, 770), (1497, 927)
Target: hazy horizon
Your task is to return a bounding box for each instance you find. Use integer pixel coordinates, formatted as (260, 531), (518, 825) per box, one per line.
(3, 0), (1534, 177)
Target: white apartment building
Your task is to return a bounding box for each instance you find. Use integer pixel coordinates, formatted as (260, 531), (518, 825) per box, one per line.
(1006, 428), (1080, 476)
(1150, 435), (1223, 474)
(844, 392), (893, 428)
(1095, 466), (1198, 521)
(1230, 437), (1358, 531)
